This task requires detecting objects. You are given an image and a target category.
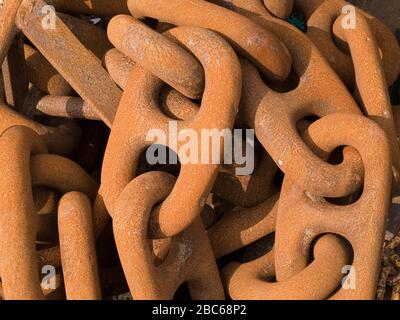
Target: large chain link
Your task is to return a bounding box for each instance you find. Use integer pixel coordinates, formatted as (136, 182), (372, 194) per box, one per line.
(0, 0), (399, 300)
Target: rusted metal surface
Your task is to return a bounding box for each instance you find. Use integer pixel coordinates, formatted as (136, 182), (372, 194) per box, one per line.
(108, 15), (205, 99)
(295, 0), (400, 87)
(263, 0), (293, 19)
(212, 149), (279, 208)
(0, 126), (47, 300)
(113, 172), (224, 299)
(34, 95), (99, 120)
(0, 0), (399, 301)
(2, 33), (28, 110)
(0, 99), (80, 155)
(209, 193), (278, 258)
(16, 0), (121, 127)
(103, 48), (134, 89)
(100, 26), (241, 238)
(239, 19), (364, 198)
(127, 0), (292, 82)
(0, 0), (21, 66)
(223, 235), (351, 300)
(275, 114), (391, 299)
(333, 11), (400, 180)
(24, 44), (73, 96)
(58, 191), (101, 300)
(349, 0), (400, 36)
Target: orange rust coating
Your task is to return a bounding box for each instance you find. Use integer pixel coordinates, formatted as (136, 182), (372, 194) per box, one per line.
(46, 0), (130, 17)
(58, 192), (101, 300)
(2, 34), (28, 111)
(209, 193), (278, 258)
(103, 48), (135, 89)
(333, 13), (400, 179)
(34, 187), (58, 244)
(1, 128), (99, 274)
(159, 86), (199, 121)
(100, 27), (241, 237)
(16, 0), (122, 127)
(113, 172), (224, 300)
(275, 114), (392, 299)
(58, 13), (113, 61)
(24, 44), (73, 96)
(30, 155), (98, 199)
(263, 0), (293, 19)
(102, 48), (200, 121)
(220, 0), (399, 89)
(108, 15), (205, 99)
(33, 88), (200, 122)
(23, 13), (112, 96)
(0, 126), (47, 300)
(296, 0), (400, 87)
(35, 95), (99, 120)
(239, 18), (364, 198)
(212, 150), (279, 208)
(0, 0), (20, 65)
(32, 153), (98, 268)
(127, 0), (292, 82)
(0, 0), (397, 301)
(34, 187), (58, 215)
(0, 98), (80, 155)
(223, 235), (350, 299)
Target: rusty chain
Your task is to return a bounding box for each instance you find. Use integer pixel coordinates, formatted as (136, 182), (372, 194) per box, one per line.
(0, 0), (399, 300)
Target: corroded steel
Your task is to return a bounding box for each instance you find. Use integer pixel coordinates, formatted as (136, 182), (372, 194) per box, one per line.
(0, 0), (397, 301)
(275, 114), (391, 299)
(113, 171), (224, 299)
(58, 191), (101, 300)
(127, 0), (292, 82)
(239, 18), (364, 197)
(100, 27), (241, 238)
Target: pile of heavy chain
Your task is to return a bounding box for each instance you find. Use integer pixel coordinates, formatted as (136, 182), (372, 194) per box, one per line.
(0, 0), (399, 300)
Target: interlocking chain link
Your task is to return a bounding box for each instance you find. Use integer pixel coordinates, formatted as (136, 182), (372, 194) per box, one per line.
(0, 0), (399, 300)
